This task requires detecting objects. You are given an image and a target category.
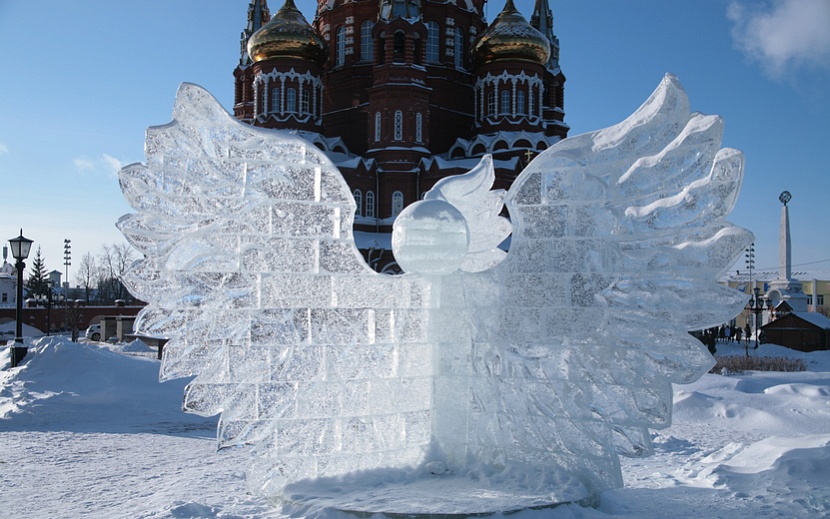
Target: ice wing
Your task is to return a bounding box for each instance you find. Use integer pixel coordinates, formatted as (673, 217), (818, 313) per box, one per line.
(117, 84), (433, 495)
(455, 74), (752, 494)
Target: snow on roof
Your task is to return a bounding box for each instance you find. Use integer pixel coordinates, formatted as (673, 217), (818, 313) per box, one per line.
(421, 156), (480, 170)
(335, 156), (374, 170)
(722, 269), (830, 283)
(354, 231), (392, 250)
(422, 155), (519, 171)
(790, 312), (830, 329)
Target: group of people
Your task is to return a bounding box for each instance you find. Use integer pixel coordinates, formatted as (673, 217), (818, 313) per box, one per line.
(697, 323), (762, 355)
(713, 324), (745, 344)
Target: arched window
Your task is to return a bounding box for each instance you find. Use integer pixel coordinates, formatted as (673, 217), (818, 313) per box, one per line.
(336, 27), (346, 66)
(360, 21), (374, 61)
(394, 110), (403, 140)
(516, 90), (526, 115)
(270, 88), (280, 113)
(300, 89), (310, 114)
(413, 36), (422, 65)
(500, 90), (510, 114)
(393, 31), (405, 62)
(353, 190), (363, 216)
(286, 88), (297, 113)
(374, 112), (382, 142)
(426, 21), (439, 62)
(454, 28), (464, 69)
(392, 191), (404, 216)
(487, 91), (496, 116)
(366, 191), (376, 218)
(415, 112), (423, 143)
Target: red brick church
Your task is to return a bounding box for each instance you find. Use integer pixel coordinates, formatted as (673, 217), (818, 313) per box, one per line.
(233, 0), (568, 271)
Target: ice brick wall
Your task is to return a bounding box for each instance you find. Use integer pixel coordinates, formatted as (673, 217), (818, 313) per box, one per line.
(118, 84), (434, 494)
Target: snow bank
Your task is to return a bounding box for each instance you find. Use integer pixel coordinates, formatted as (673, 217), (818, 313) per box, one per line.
(0, 336), (213, 433)
(0, 320), (43, 338)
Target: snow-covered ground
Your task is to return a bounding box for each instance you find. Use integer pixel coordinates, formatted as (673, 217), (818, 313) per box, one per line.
(1, 336), (829, 518)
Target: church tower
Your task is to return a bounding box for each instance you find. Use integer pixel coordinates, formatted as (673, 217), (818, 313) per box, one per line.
(471, 1), (551, 139)
(234, 0), (271, 123)
(234, 0), (568, 270)
(245, 0), (327, 133)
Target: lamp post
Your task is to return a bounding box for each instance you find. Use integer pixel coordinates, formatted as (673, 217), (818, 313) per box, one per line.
(746, 286), (769, 354)
(8, 230), (33, 368)
(45, 280), (53, 336)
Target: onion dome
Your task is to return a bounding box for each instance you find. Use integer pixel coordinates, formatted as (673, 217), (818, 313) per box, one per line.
(472, 0), (550, 66)
(247, 0), (326, 64)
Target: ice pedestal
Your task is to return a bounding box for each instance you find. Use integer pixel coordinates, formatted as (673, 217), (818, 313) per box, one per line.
(117, 74), (752, 513)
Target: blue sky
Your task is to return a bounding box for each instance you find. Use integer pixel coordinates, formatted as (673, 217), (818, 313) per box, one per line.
(0, 0), (828, 281)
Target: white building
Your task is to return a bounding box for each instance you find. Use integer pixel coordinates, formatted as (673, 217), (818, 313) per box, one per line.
(0, 256), (17, 307)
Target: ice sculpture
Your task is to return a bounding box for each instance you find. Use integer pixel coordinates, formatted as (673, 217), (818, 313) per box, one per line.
(117, 74), (752, 514)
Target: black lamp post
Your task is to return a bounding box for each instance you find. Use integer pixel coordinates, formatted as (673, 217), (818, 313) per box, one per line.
(8, 229), (33, 368)
(746, 286), (769, 354)
(45, 280), (53, 336)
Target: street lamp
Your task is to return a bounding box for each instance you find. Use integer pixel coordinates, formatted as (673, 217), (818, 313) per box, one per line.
(746, 286), (770, 354)
(8, 229), (33, 368)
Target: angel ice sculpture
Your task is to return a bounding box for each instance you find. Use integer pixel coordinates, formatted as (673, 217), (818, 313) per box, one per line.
(118, 74), (752, 514)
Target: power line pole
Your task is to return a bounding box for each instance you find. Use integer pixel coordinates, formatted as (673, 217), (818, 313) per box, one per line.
(63, 239), (71, 294)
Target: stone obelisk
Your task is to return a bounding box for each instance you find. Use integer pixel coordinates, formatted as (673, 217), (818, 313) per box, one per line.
(768, 191), (808, 312)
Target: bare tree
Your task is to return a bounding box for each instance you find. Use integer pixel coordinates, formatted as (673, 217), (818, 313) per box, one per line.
(97, 243), (136, 304)
(75, 252), (97, 303)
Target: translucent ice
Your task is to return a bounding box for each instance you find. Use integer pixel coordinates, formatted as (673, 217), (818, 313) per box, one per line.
(118, 74), (752, 512)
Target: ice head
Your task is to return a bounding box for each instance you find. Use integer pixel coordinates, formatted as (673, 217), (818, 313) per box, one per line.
(392, 199), (469, 275)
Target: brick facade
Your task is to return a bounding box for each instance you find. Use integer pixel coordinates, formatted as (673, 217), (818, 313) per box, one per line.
(234, 0), (568, 269)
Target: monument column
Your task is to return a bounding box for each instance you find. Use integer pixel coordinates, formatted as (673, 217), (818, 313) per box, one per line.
(768, 191), (809, 313)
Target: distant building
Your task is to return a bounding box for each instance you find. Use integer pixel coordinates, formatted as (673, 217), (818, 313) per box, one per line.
(761, 312), (830, 352)
(48, 270), (63, 290)
(1, 246), (19, 308)
(722, 270), (830, 331)
(720, 192), (827, 342)
(233, 0), (568, 270)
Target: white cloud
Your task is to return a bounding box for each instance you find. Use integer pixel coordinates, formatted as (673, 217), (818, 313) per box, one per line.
(102, 154), (124, 178)
(73, 157), (95, 172)
(73, 154), (124, 177)
(728, 0), (830, 79)
(0, 142), (8, 154)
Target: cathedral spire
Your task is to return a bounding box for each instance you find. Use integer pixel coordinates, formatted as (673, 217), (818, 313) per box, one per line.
(239, 0), (272, 66)
(530, 0), (560, 70)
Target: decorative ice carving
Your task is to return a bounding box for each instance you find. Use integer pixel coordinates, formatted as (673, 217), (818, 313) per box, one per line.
(117, 74), (752, 513)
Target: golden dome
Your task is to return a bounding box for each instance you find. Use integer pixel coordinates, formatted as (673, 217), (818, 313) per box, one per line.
(472, 0), (550, 66)
(247, 0), (327, 64)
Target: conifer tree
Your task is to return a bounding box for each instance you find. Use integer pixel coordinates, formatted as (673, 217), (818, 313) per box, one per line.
(26, 246), (50, 299)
